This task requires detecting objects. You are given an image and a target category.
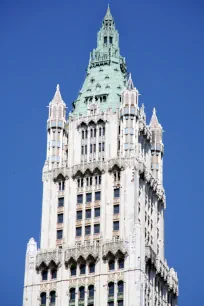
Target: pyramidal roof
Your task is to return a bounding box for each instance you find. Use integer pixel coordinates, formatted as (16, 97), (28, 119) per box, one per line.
(104, 4), (114, 21)
(149, 108), (162, 128)
(51, 84), (63, 104)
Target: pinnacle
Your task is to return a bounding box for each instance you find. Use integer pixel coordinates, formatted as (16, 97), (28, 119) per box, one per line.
(104, 4), (114, 21)
(127, 73), (134, 90)
(150, 107), (161, 128)
(52, 84), (63, 104)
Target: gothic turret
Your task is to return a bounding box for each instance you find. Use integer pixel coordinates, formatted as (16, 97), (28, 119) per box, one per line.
(46, 85), (68, 170)
(119, 73), (139, 157)
(149, 108), (164, 183)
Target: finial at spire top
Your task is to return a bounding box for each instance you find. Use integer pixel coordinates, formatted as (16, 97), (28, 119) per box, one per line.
(104, 3), (113, 21)
(56, 84), (60, 91)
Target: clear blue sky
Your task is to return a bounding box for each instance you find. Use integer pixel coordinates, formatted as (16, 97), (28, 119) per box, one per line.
(1, 0), (203, 305)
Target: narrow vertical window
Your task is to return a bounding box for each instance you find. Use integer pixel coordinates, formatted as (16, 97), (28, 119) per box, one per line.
(104, 36), (107, 44)
(76, 227), (82, 237)
(99, 143), (101, 152)
(57, 213), (63, 224)
(109, 36), (113, 44)
(113, 221), (119, 231)
(57, 230), (63, 239)
(85, 145), (87, 154)
(114, 188), (120, 198)
(90, 144), (93, 153)
(70, 264), (77, 276)
(79, 287), (85, 300)
(58, 197), (64, 207)
(70, 288), (75, 301)
(42, 270), (48, 281)
(81, 146), (84, 154)
(108, 282), (114, 296)
(102, 142), (105, 151)
(94, 224), (100, 234)
(51, 269), (57, 279)
(82, 130), (84, 139)
(95, 191), (101, 201)
(77, 194), (83, 204)
(108, 260), (115, 271)
(40, 292), (46, 305)
(94, 144), (96, 153)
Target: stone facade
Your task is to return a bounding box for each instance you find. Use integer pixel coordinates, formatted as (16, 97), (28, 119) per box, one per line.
(23, 6), (178, 306)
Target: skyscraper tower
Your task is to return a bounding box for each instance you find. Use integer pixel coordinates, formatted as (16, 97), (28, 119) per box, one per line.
(23, 6), (179, 306)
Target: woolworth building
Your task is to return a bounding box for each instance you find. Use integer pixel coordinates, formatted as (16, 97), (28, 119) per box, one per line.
(23, 6), (179, 306)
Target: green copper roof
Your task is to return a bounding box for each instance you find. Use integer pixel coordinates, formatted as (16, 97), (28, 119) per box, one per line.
(72, 6), (128, 115)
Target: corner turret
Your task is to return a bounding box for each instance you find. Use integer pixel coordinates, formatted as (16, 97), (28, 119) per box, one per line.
(119, 73), (139, 157)
(149, 108), (164, 183)
(46, 85), (68, 170)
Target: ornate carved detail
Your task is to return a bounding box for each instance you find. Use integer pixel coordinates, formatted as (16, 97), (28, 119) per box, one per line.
(102, 237), (127, 259)
(87, 277), (95, 285)
(40, 283), (48, 292)
(53, 168), (69, 181)
(145, 245), (156, 265)
(26, 238), (37, 270)
(49, 282), (57, 291)
(69, 279), (77, 287)
(65, 241), (100, 263)
(36, 249), (62, 269)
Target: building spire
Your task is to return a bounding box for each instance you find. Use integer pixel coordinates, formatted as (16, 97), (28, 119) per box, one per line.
(150, 108), (162, 128)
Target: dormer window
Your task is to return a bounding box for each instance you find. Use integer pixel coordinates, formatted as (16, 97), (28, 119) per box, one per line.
(104, 36), (107, 44)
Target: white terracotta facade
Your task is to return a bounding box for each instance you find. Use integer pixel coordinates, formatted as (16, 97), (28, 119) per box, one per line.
(23, 7), (178, 306)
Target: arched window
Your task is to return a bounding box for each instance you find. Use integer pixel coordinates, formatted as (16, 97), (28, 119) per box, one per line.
(88, 285), (94, 297)
(70, 264), (77, 276)
(79, 286), (85, 300)
(69, 288), (75, 301)
(50, 291), (56, 304)
(89, 262), (95, 273)
(118, 281), (124, 293)
(108, 259), (115, 271)
(108, 282), (114, 296)
(118, 258), (124, 269)
(51, 269), (57, 279)
(42, 270), (48, 281)
(80, 263), (86, 275)
(40, 292), (46, 305)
